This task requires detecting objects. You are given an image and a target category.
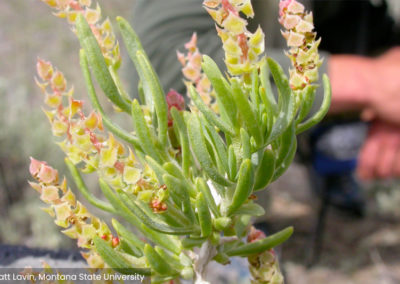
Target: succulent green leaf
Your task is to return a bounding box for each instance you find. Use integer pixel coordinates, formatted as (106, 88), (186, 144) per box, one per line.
(144, 155), (168, 185)
(79, 49), (141, 149)
(213, 252), (231, 265)
(154, 246), (184, 271)
(272, 122), (296, 180)
(295, 85), (317, 124)
(164, 201), (193, 227)
(212, 217), (232, 231)
(138, 80), (146, 105)
(259, 57), (278, 114)
(117, 16), (153, 107)
(231, 80), (262, 145)
(140, 224), (182, 255)
(228, 145), (237, 181)
(188, 85), (234, 136)
(118, 190), (197, 235)
(266, 58), (296, 143)
(196, 192), (212, 237)
(226, 226), (293, 257)
(202, 55), (238, 128)
(99, 179), (141, 227)
(163, 174), (196, 223)
(227, 159), (254, 216)
(116, 16), (145, 66)
(254, 149), (276, 191)
(112, 219), (145, 255)
(117, 16), (154, 110)
(136, 50), (168, 145)
(272, 133), (297, 181)
(296, 74), (332, 134)
(196, 178), (220, 218)
(131, 100), (162, 162)
(99, 179), (181, 253)
(231, 202), (265, 217)
(250, 68), (260, 105)
(93, 236), (151, 275)
(118, 18), (168, 143)
(187, 114), (233, 186)
(144, 244), (176, 275)
(240, 128), (251, 160)
(118, 239), (143, 258)
(163, 162), (196, 197)
(170, 108), (191, 177)
(109, 65), (131, 102)
(204, 123), (229, 174)
(235, 215), (252, 238)
(76, 14), (131, 113)
(182, 237), (207, 249)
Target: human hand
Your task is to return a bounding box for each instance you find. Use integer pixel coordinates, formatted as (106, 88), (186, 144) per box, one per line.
(357, 120), (400, 180)
(361, 47), (400, 125)
(329, 47), (400, 126)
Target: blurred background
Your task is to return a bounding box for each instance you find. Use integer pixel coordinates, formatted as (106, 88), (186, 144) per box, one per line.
(0, 0), (400, 283)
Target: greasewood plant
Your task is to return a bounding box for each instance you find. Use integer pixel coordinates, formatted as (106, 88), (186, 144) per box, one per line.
(29, 0), (331, 283)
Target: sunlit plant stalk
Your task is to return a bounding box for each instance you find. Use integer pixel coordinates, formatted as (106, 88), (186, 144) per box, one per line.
(29, 0), (331, 283)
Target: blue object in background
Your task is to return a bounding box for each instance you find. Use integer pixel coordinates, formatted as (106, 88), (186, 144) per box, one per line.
(310, 122), (368, 176)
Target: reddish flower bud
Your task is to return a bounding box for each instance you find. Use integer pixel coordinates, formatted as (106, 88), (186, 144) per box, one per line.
(150, 197), (167, 213)
(166, 89), (185, 111)
(37, 58), (53, 81)
(114, 161), (125, 174)
(248, 194), (257, 200)
(247, 226), (266, 243)
(29, 157), (44, 177)
(184, 33), (198, 53)
(29, 158), (59, 184)
(112, 236), (120, 247)
(51, 71), (67, 92)
(279, 0), (295, 17)
(37, 164), (59, 184)
(166, 89), (185, 126)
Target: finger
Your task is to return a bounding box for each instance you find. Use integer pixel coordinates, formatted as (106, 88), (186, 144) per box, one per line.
(391, 134), (400, 177)
(357, 133), (380, 180)
(393, 147), (400, 177)
(375, 136), (398, 179)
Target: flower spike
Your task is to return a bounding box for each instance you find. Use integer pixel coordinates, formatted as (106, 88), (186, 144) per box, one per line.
(203, 0), (265, 78)
(28, 158), (110, 268)
(40, 0), (120, 67)
(177, 33), (217, 111)
(279, 0), (323, 90)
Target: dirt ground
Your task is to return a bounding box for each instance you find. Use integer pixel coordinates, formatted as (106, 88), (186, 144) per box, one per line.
(267, 164), (400, 284)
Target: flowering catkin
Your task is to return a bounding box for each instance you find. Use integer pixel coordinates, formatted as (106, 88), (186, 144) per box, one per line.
(29, 158), (109, 268)
(35, 59), (168, 213)
(41, 0), (120, 67)
(279, 0), (322, 90)
(203, 0), (265, 78)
